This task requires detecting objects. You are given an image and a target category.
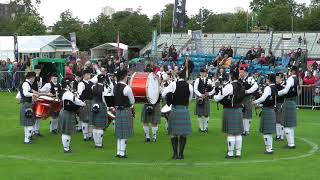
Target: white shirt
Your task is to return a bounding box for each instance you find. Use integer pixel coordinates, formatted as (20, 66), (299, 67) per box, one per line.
(194, 77), (215, 97)
(162, 79), (194, 102)
(62, 90), (86, 106)
(213, 82), (234, 102)
(253, 84), (273, 104)
(119, 81), (135, 105)
(77, 79), (94, 96)
(242, 75), (258, 94)
(40, 82), (57, 93)
(22, 79), (34, 97)
(278, 75), (296, 96)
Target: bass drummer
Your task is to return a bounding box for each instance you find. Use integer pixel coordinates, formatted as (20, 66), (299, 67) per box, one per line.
(141, 68), (161, 143)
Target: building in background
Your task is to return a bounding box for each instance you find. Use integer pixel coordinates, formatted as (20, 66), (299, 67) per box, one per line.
(102, 6), (115, 17)
(124, 8), (133, 13)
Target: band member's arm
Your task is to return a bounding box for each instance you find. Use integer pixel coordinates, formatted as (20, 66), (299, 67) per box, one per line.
(193, 78), (202, 97)
(22, 82), (34, 97)
(77, 82), (85, 96)
(278, 77), (294, 96)
(39, 83), (51, 93)
(189, 84), (194, 102)
(124, 85), (135, 105)
(208, 79), (216, 96)
(253, 86), (271, 104)
(64, 92), (86, 106)
(213, 84), (233, 102)
(245, 77), (258, 94)
(161, 81), (176, 98)
(102, 87), (109, 107)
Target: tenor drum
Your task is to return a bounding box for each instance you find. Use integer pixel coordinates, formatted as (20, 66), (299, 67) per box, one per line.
(130, 72), (160, 105)
(33, 98), (51, 119)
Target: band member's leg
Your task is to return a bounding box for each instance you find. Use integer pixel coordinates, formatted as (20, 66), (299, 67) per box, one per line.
(50, 118), (59, 134)
(171, 136), (179, 159)
(179, 136), (187, 159)
(276, 123), (284, 140)
(226, 135), (235, 158)
(24, 126), (33, 144)
(204, 116), (209, 132)
(119, 139), (127, 157)
(151, 123), (158, 142)
(82, 122), (89, 140)
(263, 134), (273, 153)
(61, 134), (71, 153)
(93, 128), (104, 148)
(235, 135), (242, 157)
(88, 125), (93, 140)
(116, 139), (121, 156)
(143, 123), (150, 142)
(198, 116), (204, 132)
(33, 118), (42, 136)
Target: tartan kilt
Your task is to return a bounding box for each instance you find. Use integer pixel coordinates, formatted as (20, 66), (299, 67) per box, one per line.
(79, 100), (93, 123)
(243, 96), (253, 119)
(275, 103), (284, 124)
(194, 97), (210, 117)
(168, 105), (192, 136)
(19, 102), (35, 126)
(222, 108), (243, 135)
(282, 99), (297, 128)
(92, 102), (107, 129)
(259, 107), (276, 134)
(58, 110), (77, 135)
(115, 108), (134, 139)
(141, 102), (161, 124)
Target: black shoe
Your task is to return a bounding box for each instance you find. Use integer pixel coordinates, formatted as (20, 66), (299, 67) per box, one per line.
(64, 149), (72, 153)
(95, 145), (103, 149)
(178, 136), (187, 160)
(77, 129), (82, 133)
(115, 155), (120, 158)
(288, 145), (296, 149)
(225, 155), (234, 159)
(264, 151), (274, 154)
(34, 133), (43, 137)
(235, 155), (241, 158)
(152, 138), (157, 142)
(178, 154), (184, 160)
(172, 154), (179, 159)
(51, 130), (58, 134)
(120, 155), (127, 159)
(204, 128), (208, 133)
(198, 128), (203, 133)
(145, 138), (151, 142)
(24, 141), (32, 144)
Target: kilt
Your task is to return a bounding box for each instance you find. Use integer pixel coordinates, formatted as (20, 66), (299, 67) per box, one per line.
(19, 102), (35, 126)
(168, 105), (192, 136)
(243, 95), (253, 119)
(79, 100), (93, 123)
(141, 102), (161, 124)
(92, 102), (107, 129)
(222, 108), (243, 135)
(194, 97), (210, 117)
(58, 110), (77, 135)
(275, 103), (283, 124)
(259, 107), (276, 134)
(115, 108), (134, 139)
(282, 99), (297, 128)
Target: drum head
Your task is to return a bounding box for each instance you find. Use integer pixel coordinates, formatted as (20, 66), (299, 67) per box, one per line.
(146, 73), (160, 104)
(39, 96), (54, 101)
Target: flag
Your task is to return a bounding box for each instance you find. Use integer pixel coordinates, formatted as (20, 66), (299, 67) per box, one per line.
(151, 30), (158, 55)
(193, 30), (203, 55)
(117, 31), (120, 61)
(174, 0), (186, 29)
(70, 32), (77, 53)
(13, 34), (18, 61)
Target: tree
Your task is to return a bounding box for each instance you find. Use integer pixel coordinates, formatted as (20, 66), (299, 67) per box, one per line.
(16, 15), (46, 35)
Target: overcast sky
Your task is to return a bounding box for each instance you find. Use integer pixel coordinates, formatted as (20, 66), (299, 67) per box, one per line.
(0, 0), (311, 26)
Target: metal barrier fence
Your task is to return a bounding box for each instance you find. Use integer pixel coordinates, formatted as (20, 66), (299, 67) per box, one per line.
(296, 85), (320, 109)
(0, 71), (26, 92)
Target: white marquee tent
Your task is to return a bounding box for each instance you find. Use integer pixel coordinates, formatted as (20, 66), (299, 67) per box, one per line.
(90, 43), (128, 60)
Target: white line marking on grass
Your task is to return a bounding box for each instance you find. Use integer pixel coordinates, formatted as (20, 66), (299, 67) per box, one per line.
(0, 137), (317, 167)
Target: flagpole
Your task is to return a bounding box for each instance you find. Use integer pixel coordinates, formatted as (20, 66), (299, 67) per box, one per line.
(171, 1), (176, 45)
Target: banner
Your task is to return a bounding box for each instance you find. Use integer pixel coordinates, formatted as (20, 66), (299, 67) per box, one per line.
(13, 34), (18, 61)
(151, 30), (158, 55)
(193, 30), (203, 55)
(69, 32), (77, 53)
(174, 0), (186, 29)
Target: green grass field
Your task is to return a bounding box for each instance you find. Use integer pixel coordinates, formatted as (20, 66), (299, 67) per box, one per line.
(0, 92), (319, 180)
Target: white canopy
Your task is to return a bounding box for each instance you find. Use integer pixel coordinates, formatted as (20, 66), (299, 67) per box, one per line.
(90, 43), (128, 60)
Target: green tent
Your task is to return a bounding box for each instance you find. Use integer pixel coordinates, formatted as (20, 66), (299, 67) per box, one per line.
(32, 58), (66, 82)
(129, 57), (144, 64)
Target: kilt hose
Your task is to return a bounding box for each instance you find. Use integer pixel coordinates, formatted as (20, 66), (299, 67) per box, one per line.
(79, 100), (93, 123)
(222, 108), (243, 135)
(58, 110), (77, 135)
(92, 102), (107, 129)
(141, 102), (161, 125)
(115, 108), (134, 139)
(194, 97), (210, 117)
(243, 95), (253, 119)
(259, 107), (276, 134)
(282, 99), (297, 128)
(275, 103), (284, 124)
(168, 105), (192, 136)
(20, 102), (35, 126)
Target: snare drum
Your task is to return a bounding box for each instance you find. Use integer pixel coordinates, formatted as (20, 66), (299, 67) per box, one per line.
(130, 72), (160, 105)
(33, 99), (51, 119)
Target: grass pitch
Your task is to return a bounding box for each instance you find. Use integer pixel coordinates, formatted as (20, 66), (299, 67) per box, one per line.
(0, 92), (319, 180)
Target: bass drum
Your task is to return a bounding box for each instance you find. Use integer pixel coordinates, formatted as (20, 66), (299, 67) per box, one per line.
(130, 72), (160, 105)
